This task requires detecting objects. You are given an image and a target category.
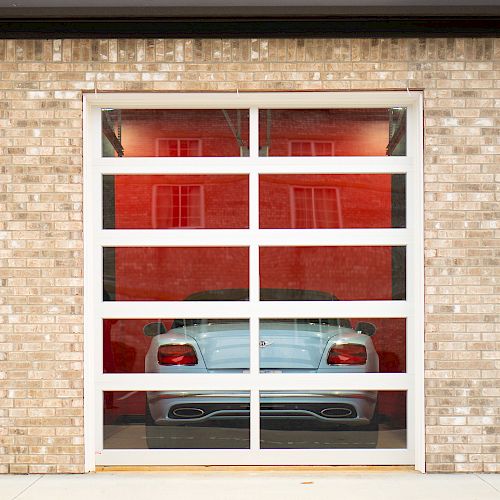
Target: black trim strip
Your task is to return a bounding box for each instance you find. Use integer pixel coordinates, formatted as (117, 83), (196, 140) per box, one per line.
(0, 17), (499, 38)
(102, 247), (116, 301)
(391, 174), (406, 230)
(102, 175), (115, 231)
(391, 246), (406, 301)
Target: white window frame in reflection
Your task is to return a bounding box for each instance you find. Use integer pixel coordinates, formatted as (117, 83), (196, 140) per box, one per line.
(290, 185), (343, 229)
(152, 184), (205, 229)
(288, 140), (335, 156)
(155, 137), (202, 157)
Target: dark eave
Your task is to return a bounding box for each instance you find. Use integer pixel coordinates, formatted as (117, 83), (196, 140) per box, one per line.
(0, 6), (499, 38)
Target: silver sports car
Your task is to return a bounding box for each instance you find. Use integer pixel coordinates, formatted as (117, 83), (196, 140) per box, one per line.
(143, 289), (379, 448)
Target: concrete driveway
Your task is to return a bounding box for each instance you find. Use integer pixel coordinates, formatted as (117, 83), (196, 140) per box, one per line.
(2, 470), (499, 500)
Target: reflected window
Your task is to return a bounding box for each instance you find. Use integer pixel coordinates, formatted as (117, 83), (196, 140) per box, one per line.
(291, 186), (341, 228)
(152, 184), (204, 228)
(289, 140), (335, 156)
(156, 138), (201, 157)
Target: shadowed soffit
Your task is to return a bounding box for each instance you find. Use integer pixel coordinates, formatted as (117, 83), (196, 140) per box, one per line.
(0, 1), (498, 37)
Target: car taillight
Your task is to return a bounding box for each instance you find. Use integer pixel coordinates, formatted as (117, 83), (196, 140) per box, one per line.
(327, 343), (367, 365)
(157, 344), (198, 366)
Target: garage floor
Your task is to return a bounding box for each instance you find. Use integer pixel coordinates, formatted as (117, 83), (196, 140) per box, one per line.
(103, 422), (406, 449)
(2, 471), (499, 500)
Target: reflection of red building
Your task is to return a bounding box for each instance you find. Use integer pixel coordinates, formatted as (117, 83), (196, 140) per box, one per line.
(103, 108), (401, 158)
(109, 175), (249, 230)
(258, 109), (393, 157)
(107, 173), (398, 230)
(103, 108), (406, 419)
(104, 109), (250, 157)
(260, 174), (395, 229)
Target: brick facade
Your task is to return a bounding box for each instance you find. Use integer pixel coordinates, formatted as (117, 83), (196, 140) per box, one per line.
(0, 38), (498, 473)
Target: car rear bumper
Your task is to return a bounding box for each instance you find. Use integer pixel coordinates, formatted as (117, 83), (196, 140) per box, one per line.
(147, 391), (377, 426)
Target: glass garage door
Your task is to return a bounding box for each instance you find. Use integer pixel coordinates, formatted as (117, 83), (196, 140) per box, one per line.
(84, 92), (423, 469)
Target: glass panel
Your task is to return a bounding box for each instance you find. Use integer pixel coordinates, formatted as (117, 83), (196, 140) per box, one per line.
(104, 390), (405, 450)
(103, 247), (249, 301)
(259, 108), (406, 156)
(260, 247), (406, 301)
(103, 175), (249, 229)
(104, 391), (250, 449)
(259, 318), (405, 373)
(102, 109), (250, 157)
(105, 317), (404, 373)
(259, 174), (405, 229)
(104, 318), (250, 374)
(260, 391), (406, 449)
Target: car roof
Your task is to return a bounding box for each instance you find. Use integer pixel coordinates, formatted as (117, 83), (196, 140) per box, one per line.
(184, 288), (338, 301)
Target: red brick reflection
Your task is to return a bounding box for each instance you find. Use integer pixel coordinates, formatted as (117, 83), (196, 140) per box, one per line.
(260, 246), (397, 301)
(103, 109), (249, 157)
(259, 109), (393, 157)
(110, 247), (249, 301)
(108, 175), (248, 229)
(260, 174), (397, 229)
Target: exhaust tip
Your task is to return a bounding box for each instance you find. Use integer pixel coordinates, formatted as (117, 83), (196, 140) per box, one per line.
(172, 407), (205, 419)
(320, 407), (354, 418)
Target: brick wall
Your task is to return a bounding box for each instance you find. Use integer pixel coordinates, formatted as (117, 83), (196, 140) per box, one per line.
(0, 38), (498, 473)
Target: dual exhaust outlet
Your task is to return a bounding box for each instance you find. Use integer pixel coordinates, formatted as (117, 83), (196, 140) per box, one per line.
(172, 407), (206, 419)
(171, 406), (354, 419)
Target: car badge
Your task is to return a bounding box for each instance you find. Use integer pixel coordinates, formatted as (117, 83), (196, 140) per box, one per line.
(259, 340), (272, 348)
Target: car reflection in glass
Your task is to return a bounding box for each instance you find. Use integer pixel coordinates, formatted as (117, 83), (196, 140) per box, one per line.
(144, 289), (379, 448)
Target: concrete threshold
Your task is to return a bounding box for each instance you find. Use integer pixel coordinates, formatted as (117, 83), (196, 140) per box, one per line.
(96, 465), (415, 473)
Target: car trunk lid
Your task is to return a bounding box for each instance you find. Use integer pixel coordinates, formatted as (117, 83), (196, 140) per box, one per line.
(190, 320), (334, 370)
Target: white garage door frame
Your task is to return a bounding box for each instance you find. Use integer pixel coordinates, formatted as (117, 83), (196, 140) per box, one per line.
(83, 91), (424, 471)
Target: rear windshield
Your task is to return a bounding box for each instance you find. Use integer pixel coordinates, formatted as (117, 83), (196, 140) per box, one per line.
(184, 288), (337, 301)
(171, 318), (351, 329)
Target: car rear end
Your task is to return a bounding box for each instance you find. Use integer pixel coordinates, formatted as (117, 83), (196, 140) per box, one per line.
(145, 319), (378, 427)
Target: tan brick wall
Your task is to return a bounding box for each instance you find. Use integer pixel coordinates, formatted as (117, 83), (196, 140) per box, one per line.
(0, 38), (498, 473)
